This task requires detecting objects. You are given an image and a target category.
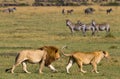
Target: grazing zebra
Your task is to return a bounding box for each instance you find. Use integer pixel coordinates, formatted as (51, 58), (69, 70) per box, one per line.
(92, 20), (110, 35)
(84, 8), (95, 14)
(66, 19), (95, 36)
(3, 7), (16, 13)
(106, 8), (112, 14)
(67, 9), (74, 14)
(77, 21), (95, 36)
(66, 19), (84, 35)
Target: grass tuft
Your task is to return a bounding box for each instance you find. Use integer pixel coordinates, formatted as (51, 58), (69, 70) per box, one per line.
(105, 33), (115, 38)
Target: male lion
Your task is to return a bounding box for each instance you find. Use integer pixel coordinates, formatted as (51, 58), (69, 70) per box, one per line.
(5, 46), (60, 74)
(61, 46), (109, 73)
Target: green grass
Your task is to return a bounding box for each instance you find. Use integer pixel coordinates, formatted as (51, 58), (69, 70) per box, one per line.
(0, 6), (120, 79)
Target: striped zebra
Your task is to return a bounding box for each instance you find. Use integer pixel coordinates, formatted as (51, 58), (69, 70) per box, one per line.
(92, 20), (110, 35)
(66, 19), (95, 36)
(66, 19), (84, 35)
(77, 21), (95, 36)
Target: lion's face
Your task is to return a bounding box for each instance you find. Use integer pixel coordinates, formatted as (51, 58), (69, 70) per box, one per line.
(39, 46), (60, 66)
(54, 51), (60, 60)
(48, 47), (60, 60)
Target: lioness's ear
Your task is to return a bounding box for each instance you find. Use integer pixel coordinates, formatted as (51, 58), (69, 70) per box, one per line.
(39, 47), (43, 50)
(103, 51), (106, 55)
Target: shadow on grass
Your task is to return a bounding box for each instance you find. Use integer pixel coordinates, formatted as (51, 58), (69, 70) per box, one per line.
(0, 52), (17, 57)
(0, 46), (32, 50)
(0, 46), (32, 57)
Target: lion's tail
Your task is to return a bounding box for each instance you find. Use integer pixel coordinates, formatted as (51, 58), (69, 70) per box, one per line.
(61, 46), (72, 57)
(5, 53), (19, 73)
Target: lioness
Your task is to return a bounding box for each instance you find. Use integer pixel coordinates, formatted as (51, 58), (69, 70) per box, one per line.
(6, 46), (60, 74)
(61, 47), (109, 73)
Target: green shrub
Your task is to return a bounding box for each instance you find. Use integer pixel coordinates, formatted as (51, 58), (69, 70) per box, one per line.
(18, 3), (29, 6)
(100, 2), (120, 6)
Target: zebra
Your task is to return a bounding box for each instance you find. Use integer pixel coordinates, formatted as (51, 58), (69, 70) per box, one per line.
(3, 7), (16, 13)
(66, 19), (95, 36)
(92, 20), (110, 35)
(77, 21), (95, 36)
(66, 19), (84, 35)
(106, 8), (112, 14)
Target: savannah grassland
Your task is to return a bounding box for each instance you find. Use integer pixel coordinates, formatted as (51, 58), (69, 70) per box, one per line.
(0, 5), (120, 79)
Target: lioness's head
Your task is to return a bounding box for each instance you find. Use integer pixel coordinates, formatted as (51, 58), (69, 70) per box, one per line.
(103, 51), (109, 58)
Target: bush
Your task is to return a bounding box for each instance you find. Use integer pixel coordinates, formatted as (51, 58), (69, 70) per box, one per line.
(80, 2), (93, 6)
(32, 2), (44, 6)
(18, 3), (29, 6)
(100, 2), (120, 6)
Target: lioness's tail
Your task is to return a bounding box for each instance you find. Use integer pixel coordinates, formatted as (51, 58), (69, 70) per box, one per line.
(61, 46), (72, 56)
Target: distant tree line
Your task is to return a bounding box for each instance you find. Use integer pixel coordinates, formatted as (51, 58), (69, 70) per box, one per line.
(0, 0), (120, 6)
(33, 0), (120, 6)
(33, 0), (88, 6)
